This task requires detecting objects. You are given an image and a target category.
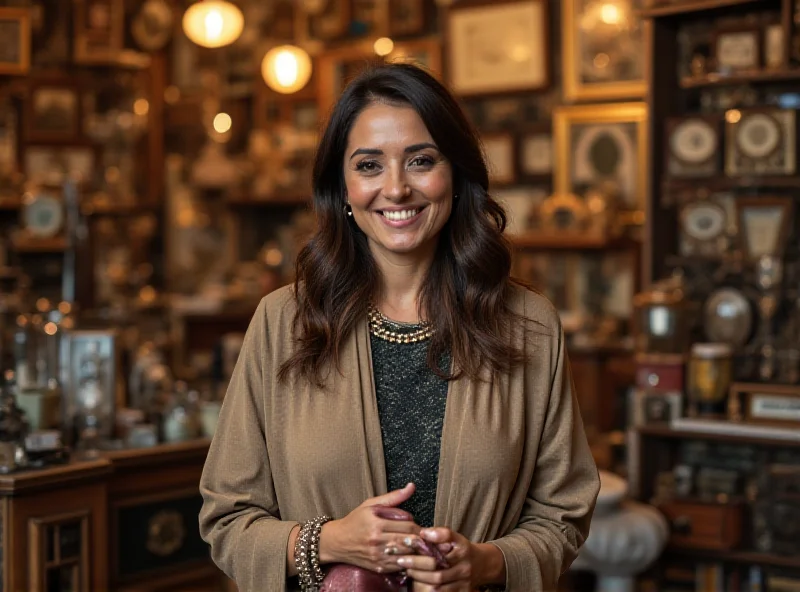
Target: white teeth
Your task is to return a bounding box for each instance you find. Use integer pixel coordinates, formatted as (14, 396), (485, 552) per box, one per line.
(382, 208), (420, 221)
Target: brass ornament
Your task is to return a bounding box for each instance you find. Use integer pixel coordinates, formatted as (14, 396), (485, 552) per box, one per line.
(146, 509), (185, 557)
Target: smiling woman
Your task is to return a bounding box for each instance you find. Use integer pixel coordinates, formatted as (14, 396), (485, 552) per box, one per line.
(343, 103), (453, 265)
(199, 63), (600, 592)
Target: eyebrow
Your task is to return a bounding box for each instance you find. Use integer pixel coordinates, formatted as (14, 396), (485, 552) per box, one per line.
(349, 142), (439, 160)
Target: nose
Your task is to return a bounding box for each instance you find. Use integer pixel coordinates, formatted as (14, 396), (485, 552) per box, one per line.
(382, 163), (411, 201)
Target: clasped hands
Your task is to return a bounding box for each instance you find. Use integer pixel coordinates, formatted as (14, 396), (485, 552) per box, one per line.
(320, 483), (480, 591)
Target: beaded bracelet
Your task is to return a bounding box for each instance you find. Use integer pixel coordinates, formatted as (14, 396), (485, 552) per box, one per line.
(294, 515), (332, 591)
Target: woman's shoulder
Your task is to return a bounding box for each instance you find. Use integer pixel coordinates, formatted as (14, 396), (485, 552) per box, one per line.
(257, 284), (298, 330)
(506, 282), (561, 338)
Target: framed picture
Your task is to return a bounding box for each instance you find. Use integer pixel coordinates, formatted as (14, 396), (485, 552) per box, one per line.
(297, 0), (351, 44)
(318, 42), (383, 114)
(494, 186), (547, 236)
(562, 0), (646, 101)
(24, 145), (97, 188)
(713, 26), (760, 73)
(387, 37), (442, 77)
(73, 0), (125, 64)
(388, 0), (427, 37)
(25, 81), (82, 143)
(482, 131), (516, 186)
(729, 382), (800, 428)
(736, 196), (793, 261)
(0, 8), (31, 75)
(553, 102), (648, 209)
(517, 124), (552, 181)
(446, 0), (550, 96)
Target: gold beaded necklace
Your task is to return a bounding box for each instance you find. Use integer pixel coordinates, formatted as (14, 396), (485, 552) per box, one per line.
(367, 304), (434, 343)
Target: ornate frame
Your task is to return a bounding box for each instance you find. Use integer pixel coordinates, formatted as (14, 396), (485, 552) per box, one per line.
(561, 0), (647, 102)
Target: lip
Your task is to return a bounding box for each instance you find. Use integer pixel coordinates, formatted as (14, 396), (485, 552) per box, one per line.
(375, 205), (427, 228)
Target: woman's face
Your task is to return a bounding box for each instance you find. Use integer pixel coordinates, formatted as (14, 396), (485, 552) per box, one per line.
(343, 101), (453, 261)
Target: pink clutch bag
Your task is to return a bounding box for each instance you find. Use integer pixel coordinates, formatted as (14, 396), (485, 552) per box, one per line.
(319, 506), (449, 592)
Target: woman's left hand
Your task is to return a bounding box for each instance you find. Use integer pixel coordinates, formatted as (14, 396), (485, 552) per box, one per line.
(398, 527), (476, 591)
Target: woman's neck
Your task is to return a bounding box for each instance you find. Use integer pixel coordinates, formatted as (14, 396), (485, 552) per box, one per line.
(371, 248), (433, 324)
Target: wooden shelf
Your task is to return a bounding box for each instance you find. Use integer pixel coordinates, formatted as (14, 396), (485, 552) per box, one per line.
(663, 175), (800, 192)
(638, 423), (800, 448)
(12, 236), (68, 253)
(666, 546), (800, 569)
(226, 193), (311, 207)
(680, 68), (800, 88)
(83, 203), (161, 217)
(640, 0), (761, 18)
(510, 234), (639, 251)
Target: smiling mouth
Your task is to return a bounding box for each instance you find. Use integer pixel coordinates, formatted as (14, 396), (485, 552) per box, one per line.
(378, 206), (426, 221)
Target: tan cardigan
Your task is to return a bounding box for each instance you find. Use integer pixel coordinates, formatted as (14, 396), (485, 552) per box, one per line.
(199, 284), (600, 592)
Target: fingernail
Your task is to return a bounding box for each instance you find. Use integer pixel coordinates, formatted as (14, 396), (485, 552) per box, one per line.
(397, 557), (411, 567)
(420, 529), (433, 538)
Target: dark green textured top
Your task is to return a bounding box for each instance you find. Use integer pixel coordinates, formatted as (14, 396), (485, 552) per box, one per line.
(370, 322), (450, 528)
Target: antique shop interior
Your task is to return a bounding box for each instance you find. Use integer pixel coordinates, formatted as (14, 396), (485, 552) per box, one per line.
(0, 0), (799, 591)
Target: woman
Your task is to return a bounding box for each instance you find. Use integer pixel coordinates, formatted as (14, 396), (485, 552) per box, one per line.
(199, 63), (599, 592)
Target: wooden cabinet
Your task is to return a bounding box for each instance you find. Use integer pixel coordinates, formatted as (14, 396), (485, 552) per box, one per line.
(0, 440), (230, 592)
(1, 461), (110, 592)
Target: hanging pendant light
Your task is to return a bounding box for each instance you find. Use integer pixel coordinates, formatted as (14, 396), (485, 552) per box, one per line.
(261, 45), (313, 94)
(182, 0), (244, 48)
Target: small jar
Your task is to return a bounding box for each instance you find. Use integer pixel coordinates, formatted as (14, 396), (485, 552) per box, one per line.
(687, 343), (733, 418)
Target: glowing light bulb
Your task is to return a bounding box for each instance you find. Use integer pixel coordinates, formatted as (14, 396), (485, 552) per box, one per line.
(182, 1), (243, 48)
(261, 45), (313, 94)
(275, 51), (300, 87)
(204, 9), (224, 40)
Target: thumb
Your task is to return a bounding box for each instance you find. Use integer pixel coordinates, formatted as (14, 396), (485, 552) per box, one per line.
(364, 482), (415, 507)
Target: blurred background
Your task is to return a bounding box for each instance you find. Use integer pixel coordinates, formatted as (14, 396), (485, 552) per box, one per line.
(0, 0), (797, 590)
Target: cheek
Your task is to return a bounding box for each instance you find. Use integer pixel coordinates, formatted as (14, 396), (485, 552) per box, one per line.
(412, 172), (452, 204)
(344, 173), (380, 206)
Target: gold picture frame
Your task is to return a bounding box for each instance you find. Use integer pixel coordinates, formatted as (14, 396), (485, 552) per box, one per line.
(73, 0), (125, 65)
(554, 102), (648, 210)
(562, 0), (646, 102)
(445, 0), (550, 97)
(0, 7), (31, 75)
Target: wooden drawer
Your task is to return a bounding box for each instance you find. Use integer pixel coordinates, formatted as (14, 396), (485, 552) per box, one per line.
(658, 500), (742, 550)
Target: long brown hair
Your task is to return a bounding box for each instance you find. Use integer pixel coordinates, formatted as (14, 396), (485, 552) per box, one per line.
(279, 63), (527, 387)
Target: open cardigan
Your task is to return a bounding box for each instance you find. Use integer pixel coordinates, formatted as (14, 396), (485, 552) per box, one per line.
(199, 284), (600, 591)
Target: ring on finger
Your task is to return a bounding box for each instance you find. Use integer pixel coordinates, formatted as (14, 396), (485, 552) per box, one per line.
(383, 544), (402, 556)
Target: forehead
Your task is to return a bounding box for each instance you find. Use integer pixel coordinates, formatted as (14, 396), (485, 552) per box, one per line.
(346, 102), (434, 148)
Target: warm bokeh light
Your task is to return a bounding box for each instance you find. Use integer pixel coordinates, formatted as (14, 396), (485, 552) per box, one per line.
(726, 109), (742, 124)
(213, 112), (232, 134)
(44, 322), (58, 336)
(600, 3), (621, 24)
(133, 98), (150, 116)
(182, 0), (244, 48)
(374, 37), (394, 56)
(261, 45), (313, 94)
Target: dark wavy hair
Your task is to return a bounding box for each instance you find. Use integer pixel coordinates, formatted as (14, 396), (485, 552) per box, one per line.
(279, 62), (527, 387)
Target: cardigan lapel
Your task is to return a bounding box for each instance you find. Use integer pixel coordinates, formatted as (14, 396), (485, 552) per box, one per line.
(354, 315), (389, 498)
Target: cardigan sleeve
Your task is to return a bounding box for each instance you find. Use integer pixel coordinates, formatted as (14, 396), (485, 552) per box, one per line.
(489, 319), (600, 592)
(199, 297), (299, 591)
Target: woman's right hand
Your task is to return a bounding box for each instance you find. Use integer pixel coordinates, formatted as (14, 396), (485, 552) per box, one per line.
(319, 482), (421, 573)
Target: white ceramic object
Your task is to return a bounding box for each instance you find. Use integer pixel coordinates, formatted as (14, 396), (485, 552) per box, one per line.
(572, 471), (669, 592)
